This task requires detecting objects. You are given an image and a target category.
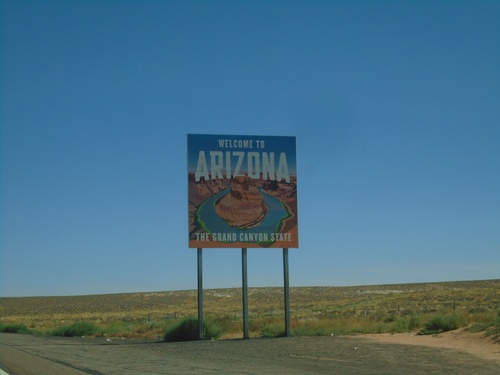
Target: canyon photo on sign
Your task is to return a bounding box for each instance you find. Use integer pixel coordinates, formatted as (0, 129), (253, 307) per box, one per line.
(188, 134), (298, 248)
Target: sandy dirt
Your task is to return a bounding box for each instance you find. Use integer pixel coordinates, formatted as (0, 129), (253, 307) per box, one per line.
(363, 329), (500, 364)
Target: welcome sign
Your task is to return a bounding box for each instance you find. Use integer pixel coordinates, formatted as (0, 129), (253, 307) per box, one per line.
(188, 134), (298, 248)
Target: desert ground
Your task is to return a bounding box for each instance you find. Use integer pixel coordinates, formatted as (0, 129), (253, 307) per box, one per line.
(1, 279), (499, 372)
(2, 280), (499, 327)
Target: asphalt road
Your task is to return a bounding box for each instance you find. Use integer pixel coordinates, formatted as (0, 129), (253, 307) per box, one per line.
(1, 333), (499, 374)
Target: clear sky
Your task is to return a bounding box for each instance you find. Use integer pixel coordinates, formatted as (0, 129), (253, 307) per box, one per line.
(1, 0), (499, 297)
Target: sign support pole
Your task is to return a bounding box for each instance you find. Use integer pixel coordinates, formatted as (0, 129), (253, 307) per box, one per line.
(242, 247), (249, 339)
(197, 248), (204, 339)
(283, 248), (291, 337)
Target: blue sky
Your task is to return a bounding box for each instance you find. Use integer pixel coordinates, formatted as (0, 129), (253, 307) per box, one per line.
(1, 0), (499, 297)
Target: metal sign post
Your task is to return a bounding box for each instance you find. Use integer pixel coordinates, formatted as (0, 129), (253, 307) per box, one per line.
(188, 134), (298, 340)
(197, 248), (204, 339)
(283, 248), (291, 337)
(242, 248), (249, 339)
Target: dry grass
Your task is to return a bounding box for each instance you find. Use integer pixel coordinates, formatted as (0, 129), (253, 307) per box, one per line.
(1, 280), (499, 339)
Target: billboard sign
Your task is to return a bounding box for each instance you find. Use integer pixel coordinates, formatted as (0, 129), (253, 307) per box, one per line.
(188, 134), (298, 248)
